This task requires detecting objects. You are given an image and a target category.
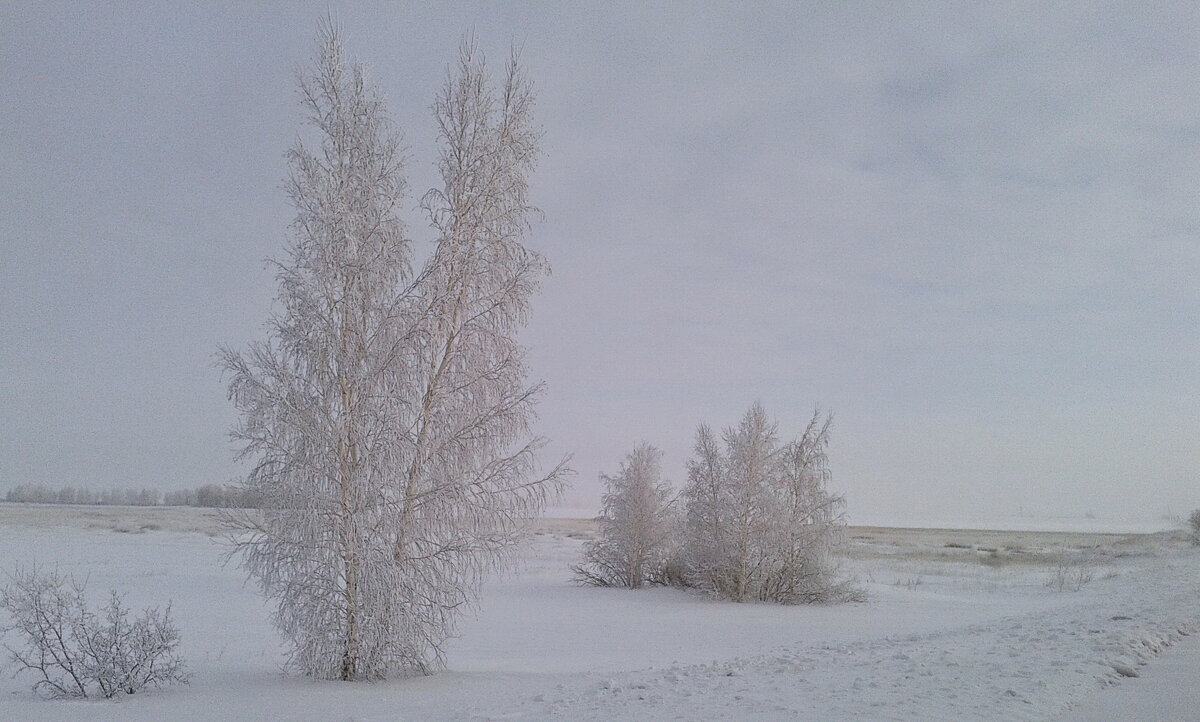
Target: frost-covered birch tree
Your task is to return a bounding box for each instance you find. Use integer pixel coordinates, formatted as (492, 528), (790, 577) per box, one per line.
(681, 403), (847, 604)
(573, 444), (676, 588)
(381, 33), (570, 675)
(683, 404), (777, 601)
(221, 23), (565, 681)
(760, 412), (847, 604)
(681, 422), (729, 592)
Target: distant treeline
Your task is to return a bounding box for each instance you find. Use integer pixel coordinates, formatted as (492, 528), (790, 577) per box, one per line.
(3, 483), (261, 508)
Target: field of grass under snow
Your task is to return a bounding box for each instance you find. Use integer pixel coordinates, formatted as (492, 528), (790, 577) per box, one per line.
(1, 503), (1197, 720)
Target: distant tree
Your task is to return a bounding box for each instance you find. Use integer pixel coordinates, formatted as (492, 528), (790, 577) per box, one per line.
(194, 484), (223, 508)
(221, 24), (566, 681)
(1189, 509), (1200, 546)
(7, 484), (45, 503)
(163, 488), (196, 507)
(681, 403), (848, 604)
(573, 444), (676, 588)
(2, 485), (172, 507)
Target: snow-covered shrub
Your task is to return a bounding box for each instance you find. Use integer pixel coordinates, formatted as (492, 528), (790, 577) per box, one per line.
(0, 567), (187, 698)
(1045, 549), (1096, 592)
(573, 444), (677, 588)
(681, 403), (850, 604)
(1188, 509), (1200, 545)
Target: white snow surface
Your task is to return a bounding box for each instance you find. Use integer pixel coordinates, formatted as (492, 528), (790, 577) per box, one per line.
(1056, 632), (1200, 722)
(1, 505), (1197, 720)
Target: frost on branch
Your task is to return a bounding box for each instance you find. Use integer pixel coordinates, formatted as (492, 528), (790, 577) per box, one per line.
(681, 403), (851, 604)
(0, 566), (187, 699)
(220, 23), (566, 681)
(573, 444), (677, 588)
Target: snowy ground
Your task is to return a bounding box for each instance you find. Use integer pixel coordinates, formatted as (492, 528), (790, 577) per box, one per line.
(1057, 632), (1200, 722)
(0, 504), (1197, 720)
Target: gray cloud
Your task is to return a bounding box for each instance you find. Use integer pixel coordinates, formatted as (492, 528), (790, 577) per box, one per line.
(2, 1), (1196, 524)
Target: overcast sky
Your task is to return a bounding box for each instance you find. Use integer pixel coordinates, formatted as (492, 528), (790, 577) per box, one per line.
(2, 2), (1197, 524)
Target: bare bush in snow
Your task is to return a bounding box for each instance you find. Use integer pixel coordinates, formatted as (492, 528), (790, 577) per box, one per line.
(221, 23), (566, 681)
(0, 567), (186, 698)
(681, 403), (849, 604)
(1045, 548), (1097, 592)
(1189, 509), (1200, 545)
(573, 444), (677, 588)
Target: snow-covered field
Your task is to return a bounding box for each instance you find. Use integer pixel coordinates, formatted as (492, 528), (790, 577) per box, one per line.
(1, 504), (1197, 720)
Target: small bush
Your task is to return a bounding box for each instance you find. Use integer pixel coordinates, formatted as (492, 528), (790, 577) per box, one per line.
(1188, 509), (1200, 546)
(1046, 551), (1096, 593)
(0, 566), (187, 698)
(979, 550), (1005, 569)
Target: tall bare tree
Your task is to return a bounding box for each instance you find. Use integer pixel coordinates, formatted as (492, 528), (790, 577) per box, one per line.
(221, 23), (565, 681)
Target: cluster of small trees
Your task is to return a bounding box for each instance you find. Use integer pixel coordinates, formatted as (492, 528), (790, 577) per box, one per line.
(3, 484), (260, 509)
(163, 484), (261, 508)
(575, 403), (852, 605)
(4, 485), (161, 507)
